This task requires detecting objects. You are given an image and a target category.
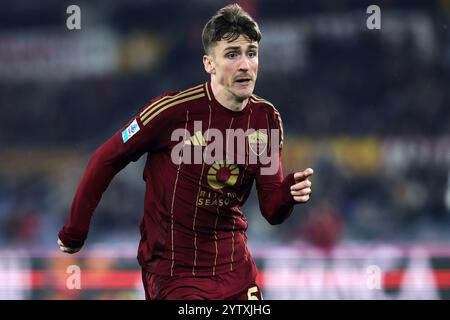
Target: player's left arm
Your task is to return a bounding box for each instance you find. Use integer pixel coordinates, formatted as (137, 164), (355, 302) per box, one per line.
(255, 109), (313, 224)
(256, 155), (313, 225)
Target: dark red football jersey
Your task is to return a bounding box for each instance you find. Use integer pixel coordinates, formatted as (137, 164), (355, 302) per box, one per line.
(59, 81), (296, 277)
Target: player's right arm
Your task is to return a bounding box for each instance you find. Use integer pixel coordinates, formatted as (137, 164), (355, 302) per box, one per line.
(58, 94), (173, 253)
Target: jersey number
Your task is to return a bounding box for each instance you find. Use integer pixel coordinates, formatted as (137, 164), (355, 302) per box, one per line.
(247, 286), (260, 300)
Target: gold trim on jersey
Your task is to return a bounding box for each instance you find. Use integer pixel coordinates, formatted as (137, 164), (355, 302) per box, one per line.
(250, 94), (274, 107)
(250, 95), (284, 148)
(142, 92), (205, 126)
(192, 103), (212, 276)
(140, 84), (203, 118)
(140, 84), (203, 119)
(204, 82), (211, 101)
(140, 84), (205, 126)
(226, 117), (236, 272)
(170, 110), (190, 276)
(230, 216), (236, 272)
(212, 205), (220, 276)
(242, 108), (253, 264)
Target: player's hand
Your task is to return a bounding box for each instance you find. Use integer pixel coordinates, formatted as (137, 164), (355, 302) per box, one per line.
(57, 238), (82, 254)
(290, 168), (314, 203)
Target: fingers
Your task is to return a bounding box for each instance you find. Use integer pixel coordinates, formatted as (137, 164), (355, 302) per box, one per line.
(294, 168), (314, 182)
(293, 195), (311, 203)
(290, 187), (311, 197)
(291, 169), (313, 203)
(59, 246), (81, 254)
(290, 179), (312, 191)
(291, 185), (312, 203)
(57, 238), (81, 254)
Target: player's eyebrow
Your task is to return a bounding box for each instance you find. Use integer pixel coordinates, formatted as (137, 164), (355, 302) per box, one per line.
(223, 46), (241, 52)
(223, 44), (259, 51)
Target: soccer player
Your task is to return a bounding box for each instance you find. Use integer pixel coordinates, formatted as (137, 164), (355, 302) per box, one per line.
(57, 4), (313, 300)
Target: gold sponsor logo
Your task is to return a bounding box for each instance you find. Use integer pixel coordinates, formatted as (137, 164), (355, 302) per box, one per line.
(196, 189), (239, 207)
(207, 161), (239, 190)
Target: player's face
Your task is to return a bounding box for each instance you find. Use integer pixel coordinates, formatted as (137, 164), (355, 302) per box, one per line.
(207, 35), (259, 101)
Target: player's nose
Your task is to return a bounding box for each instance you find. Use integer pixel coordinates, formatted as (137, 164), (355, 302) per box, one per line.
(238, 56), (251, 71)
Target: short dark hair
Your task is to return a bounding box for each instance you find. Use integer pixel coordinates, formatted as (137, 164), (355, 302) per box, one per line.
(202, 4), (261, 54)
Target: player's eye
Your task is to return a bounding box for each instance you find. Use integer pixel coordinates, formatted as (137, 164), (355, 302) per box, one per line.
(248, 51), (257, 58)
(226, 52), (238, 59)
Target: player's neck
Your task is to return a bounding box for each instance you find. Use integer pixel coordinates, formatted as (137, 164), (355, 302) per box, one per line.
(210, 81), (248, 112)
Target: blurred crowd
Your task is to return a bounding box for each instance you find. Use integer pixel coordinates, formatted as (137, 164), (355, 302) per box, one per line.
(0, 0), (449, 251)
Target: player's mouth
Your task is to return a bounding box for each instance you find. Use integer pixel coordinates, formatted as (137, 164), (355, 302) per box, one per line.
(234, 77), (252, 86)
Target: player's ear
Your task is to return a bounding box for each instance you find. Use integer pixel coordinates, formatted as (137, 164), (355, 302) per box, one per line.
(203, 54), (216, 75)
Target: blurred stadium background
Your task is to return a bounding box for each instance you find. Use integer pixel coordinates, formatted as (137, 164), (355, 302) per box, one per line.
(0, 0), (449, 299)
